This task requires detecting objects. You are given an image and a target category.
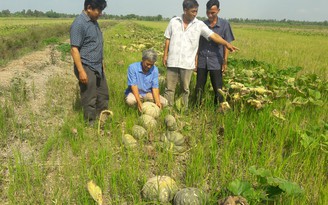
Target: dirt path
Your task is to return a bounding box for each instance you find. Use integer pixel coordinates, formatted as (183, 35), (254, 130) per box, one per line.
(0, 45), (76, 204)
(0, 45), (73, 108)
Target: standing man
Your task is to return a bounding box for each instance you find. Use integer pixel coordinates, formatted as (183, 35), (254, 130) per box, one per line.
(163, 0), (238, 109)
(195, 0), (234, 108)
(70, 0), (109, 125)
(125, 49), (168, 112)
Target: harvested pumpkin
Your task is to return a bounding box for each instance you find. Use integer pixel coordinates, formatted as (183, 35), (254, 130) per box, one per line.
(164, 114), (178, 131)
(142, 176), (178, 203)
(138, 114), (157, 130)
(218, 196), (248, 205)
(141, 101), (161, 118)
(160, 131), (186, 153)
(166, 131), (185, 146)
(173, 145), (187, 153)
(132, 125), (147, 139)
(122, 134), (137, 148)
(173, 187), (206, 205)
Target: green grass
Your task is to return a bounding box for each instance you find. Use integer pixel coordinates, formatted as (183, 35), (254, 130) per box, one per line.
(0, 20), (327, 204)
(137, 20), (328, 79)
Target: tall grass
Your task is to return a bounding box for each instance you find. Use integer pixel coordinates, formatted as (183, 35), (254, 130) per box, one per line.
(232, 23), (328, 79)
(0, 20), (327, 204)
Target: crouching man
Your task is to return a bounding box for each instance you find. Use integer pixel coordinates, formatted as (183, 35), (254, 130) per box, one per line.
(125, 49), (168, 112)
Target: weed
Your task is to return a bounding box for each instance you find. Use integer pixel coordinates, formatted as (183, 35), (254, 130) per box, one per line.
(9, 76), (28, 104)
(56, 43), (71, 61)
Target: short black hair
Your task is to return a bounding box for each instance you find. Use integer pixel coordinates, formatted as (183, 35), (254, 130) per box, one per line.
(84, 0), (107, 11)
(206, 0), (220, 10)
(183, 0), (199, 10)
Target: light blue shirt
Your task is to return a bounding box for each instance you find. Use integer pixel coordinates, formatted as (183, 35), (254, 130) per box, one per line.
(125, 62), (159, 96)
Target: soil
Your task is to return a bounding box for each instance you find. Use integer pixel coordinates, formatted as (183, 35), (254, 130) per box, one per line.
(0, 44), (76, 204)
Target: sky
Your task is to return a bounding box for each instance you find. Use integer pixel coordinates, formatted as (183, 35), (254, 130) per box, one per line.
(1, 0), (327, 22)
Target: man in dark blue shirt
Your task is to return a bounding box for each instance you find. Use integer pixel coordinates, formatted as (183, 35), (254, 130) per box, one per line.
(70, 0), (108, 125)
(195, 0), (235, 108)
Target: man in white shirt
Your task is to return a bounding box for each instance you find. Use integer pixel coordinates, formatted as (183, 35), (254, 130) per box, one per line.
(163, 0), (238, 109)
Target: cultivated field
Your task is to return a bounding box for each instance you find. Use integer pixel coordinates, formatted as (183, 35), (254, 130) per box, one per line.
(0, 18), (327, 204)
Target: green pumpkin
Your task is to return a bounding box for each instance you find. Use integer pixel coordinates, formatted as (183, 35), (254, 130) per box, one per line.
(160, 132), (186, 153)
(173, 188), (206, 205)
(173, 145), (187, 153)
(138, 114), (157, 130)
(165, 114), (178, 131)
(167, 131), (185, 146)
(132, 125), (147, 139)
(142, 176), (179, 203)
(122, 134), (137, 148)
(141, 102), (161, 118)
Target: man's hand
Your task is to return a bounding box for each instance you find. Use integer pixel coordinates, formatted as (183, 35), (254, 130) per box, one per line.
(155, 101), (162, 109)
(79, 69), (88, 84)
(226, 43), (239, 53)
(163, 38), (170, 67)
(137, 101), (143, 113)
(163, 55), (167, 67)
(222, 63), (227, 74)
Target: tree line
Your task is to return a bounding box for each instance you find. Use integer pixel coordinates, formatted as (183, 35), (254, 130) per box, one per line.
(0, 9), (166, 21)
(1, 9), (327, 26)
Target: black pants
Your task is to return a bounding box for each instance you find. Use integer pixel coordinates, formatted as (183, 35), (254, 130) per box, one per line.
(75, 65), (109, 122)
(195, 67), (223, 106)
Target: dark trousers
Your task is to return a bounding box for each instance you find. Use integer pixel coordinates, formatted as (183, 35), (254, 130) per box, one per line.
(75, 65), (109, 122)
(195, 67), (223, 106)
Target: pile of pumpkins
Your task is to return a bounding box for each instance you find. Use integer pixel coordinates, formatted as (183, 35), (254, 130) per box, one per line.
(141, 175), (249, 204)
(122, 102), (187, 153)
(142, 175), (206, 204)
(87, 176), (248, 205)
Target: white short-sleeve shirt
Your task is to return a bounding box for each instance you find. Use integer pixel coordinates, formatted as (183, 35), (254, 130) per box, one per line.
(164, 16), (214, 70)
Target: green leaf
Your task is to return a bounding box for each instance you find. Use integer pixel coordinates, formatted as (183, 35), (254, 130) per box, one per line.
(300, 133), (319, 149)
(308, 89), (321, 100)
(267, 177), (304, 196)
(228, 179), (252, 196)
(292, 97), (308, 106)
(309, 99), (324, 106)
(249, 166), (272, 177)
(265, 185), (284, 198)
(249, 166), (272, 184)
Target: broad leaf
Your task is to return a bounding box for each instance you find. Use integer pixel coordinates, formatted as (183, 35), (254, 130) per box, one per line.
(228, 179), (252, 196)
(267, 177), (304, 196)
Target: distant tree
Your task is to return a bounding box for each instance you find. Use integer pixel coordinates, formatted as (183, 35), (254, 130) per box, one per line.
(26, 9), (33, 16)
(46, 10), (60, 18)
(156, 14), (163, 21)
(0, 9), (11, 17)
(33, 10), (44, 17)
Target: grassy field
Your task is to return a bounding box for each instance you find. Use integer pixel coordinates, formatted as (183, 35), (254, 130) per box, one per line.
(138, 21), (328, 79)
(0, 19), (327, 204)
(0, 18), (115, 66)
